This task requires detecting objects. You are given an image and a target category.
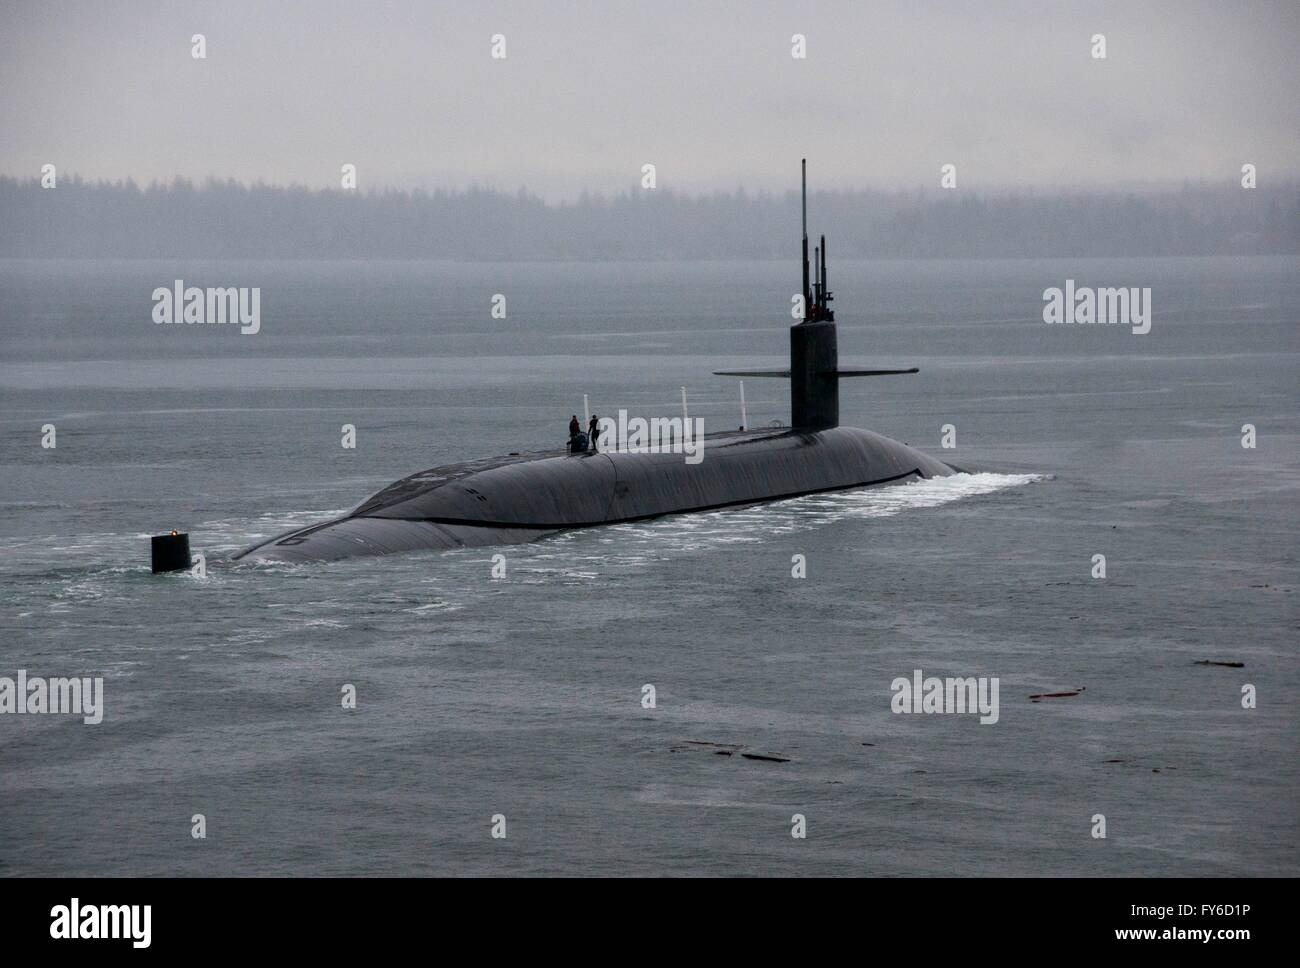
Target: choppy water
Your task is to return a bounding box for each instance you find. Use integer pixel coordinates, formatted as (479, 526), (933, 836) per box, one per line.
(1, 257), (1296, 876)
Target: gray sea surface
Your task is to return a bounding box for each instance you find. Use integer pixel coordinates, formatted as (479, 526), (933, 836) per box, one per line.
(1, 256), (1296, 875)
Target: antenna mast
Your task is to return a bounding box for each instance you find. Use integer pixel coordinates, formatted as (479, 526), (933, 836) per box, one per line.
(799, 161), (833, 323)
(820, 233), (828, 310)
(814, 245), (820, 309)
(801, 159), (810, 319)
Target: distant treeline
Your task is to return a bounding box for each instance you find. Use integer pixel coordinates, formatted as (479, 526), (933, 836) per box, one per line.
(2, 176), (1296, 259)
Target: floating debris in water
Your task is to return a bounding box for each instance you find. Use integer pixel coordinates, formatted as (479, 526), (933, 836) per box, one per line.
(666, 740), (791, 763)
(1029, 687), (1086, 702)
(1193, 660), (1244, 668)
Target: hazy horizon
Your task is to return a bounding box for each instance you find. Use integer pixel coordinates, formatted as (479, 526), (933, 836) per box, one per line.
(5, 175), (1294, 259)
(6, 171), (1299, 198)
(2, 0), (1297, 202)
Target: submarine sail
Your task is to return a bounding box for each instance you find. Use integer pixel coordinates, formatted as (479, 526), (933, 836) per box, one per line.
(713, 158), (918, 431)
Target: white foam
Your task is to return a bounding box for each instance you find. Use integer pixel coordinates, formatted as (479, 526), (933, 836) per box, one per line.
(573, 472), (1042, 556)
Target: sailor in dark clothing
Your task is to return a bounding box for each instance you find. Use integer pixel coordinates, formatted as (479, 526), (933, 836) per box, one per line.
(588, 415), (600, 452)
(567, 414), (585, 453)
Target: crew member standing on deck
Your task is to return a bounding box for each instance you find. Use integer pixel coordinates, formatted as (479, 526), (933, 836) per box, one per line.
(588, 415), (600, 452)
(568, 414), (583, 453)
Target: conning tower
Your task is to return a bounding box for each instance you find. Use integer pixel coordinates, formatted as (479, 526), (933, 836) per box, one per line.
(716, 160), (917, 430)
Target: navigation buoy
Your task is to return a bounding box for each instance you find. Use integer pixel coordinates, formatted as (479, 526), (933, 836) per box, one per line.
(151, 530), (190, 573)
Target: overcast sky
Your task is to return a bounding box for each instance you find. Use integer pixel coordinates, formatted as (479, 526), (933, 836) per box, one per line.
(2, 0), (1296, 200)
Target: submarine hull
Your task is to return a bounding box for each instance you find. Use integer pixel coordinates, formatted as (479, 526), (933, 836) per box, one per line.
(234, 426), (955, 563)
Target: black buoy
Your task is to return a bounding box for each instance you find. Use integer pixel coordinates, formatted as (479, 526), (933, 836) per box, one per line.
(151, 531), (190, 573)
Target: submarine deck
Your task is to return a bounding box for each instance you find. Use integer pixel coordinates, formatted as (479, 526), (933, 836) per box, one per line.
(350, 426), (787, 520)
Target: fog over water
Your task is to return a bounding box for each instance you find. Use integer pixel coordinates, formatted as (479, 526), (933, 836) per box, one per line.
(2, 1), (1297, 197)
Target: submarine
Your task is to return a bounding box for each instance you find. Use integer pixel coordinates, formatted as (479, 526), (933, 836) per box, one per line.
(232, 161), (957, 564)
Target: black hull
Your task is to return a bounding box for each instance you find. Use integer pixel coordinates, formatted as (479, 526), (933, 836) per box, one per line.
(234, 426), (955, 563)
